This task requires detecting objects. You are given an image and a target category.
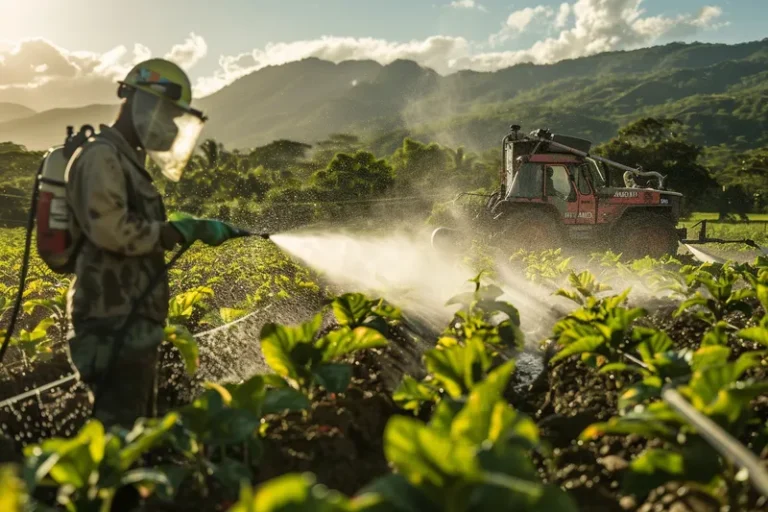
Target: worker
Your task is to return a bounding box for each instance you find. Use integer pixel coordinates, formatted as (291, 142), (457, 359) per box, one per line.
(65, 58), (242, 431)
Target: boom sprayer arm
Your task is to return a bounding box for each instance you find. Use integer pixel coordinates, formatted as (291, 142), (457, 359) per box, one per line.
(526, 130), (667, 189)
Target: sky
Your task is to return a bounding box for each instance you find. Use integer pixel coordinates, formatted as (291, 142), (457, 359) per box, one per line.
(0, 0), (763, 111)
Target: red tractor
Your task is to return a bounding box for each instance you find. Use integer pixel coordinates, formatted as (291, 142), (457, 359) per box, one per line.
(432, 126), (758, 259)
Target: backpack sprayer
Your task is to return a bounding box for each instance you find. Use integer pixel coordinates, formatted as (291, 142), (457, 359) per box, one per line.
(0, 125), (270, 366)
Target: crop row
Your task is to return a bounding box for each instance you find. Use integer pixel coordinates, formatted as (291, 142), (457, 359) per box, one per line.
(1, 231), (768, 510)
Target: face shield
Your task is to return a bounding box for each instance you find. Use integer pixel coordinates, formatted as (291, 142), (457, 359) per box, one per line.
(131, 89), (205, 182)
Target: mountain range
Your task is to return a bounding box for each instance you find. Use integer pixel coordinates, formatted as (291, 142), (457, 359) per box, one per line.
(0, 38), (766, 154)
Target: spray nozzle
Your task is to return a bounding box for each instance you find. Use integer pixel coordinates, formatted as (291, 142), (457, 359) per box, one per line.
(230, 227), (270, 240)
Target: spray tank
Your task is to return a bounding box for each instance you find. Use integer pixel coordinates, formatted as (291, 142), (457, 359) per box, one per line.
(34, 125), (97, 274)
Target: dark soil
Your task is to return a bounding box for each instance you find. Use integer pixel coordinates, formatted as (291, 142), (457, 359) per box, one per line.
(517, 303), (768, 512)
(3, 291), (768, 512)
(253, 351), (397, 495)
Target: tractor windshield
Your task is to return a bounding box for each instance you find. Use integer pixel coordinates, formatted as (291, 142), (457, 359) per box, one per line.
(506, 162), (543, 199)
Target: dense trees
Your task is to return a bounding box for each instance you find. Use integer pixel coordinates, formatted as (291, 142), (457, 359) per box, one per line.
(594, 118), (719, 211)
(1, 116), (767, 229)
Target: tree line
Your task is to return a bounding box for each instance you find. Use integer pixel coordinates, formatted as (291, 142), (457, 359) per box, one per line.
(0, 118), (766, 230)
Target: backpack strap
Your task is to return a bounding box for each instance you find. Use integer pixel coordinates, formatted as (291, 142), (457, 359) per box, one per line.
(65, 133), (139, 268)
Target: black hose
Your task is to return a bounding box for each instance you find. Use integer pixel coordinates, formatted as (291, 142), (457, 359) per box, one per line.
(0, 171), (41, 364)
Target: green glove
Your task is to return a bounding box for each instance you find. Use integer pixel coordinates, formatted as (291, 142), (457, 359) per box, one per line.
(168, 212), (249, 247)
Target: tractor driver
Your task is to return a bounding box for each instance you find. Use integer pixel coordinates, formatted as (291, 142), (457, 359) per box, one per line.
(65, 58), (243, 431)
(546, 166), (557, 197)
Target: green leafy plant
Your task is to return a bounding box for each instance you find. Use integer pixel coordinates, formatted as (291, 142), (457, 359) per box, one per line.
(554, 270), (612, 306)
(444, 272), (524, 352)
(171, 375), (308, 498)
(509, 248), (573, 287)
(549, 288), (647, 368)
(168, 286), (215, 330)
(368, 362), (577, 511)
(582, 346), (768, 501)
(0, 464), (29, 512)
(674, 264), (756, 326)
(23, 415), (179, 512)
(610, 329), (694, 410)
(229, 473), (378, 511)
(393, 274), (523, 414)
(260, 296), (389, 399)
(329, 292), (402, 336)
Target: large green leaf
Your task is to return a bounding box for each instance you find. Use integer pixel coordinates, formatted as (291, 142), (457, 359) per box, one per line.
(209, 457), (252, 494)
(240, 472), (354, 511)
(449, 361), (538, 448)
(623, 449), (685, 498)
(581, 416), (675, 442)
(635, 328), (673, 363)
(260, 314), (323, 382)
(229, 375), (267, 417)
(178, 388), (226, 439)
(692, 345), (730, 371)
(384, 416), (480, 487)
(152, 465), (190, 502)
(738, 326), (768, 346)
(263, 388), (311, 415)
(469, 445), (579, 511)
(424, 339), (491, 398)
(317, 327), (387, 362)
(34, 419), (106, 489)
(756, 284), (768, 313)
(220, 307), (249, 323)
(623, 442), (722, 499)
(168, 286), (214, 323)
(0, 465), (27, 511)
(392, 376), (439, 413)
(209, 409), (263, 446)
(120, 412), (179, 470)
(332, 293), (374, 327)
(357, 474), (439, 512)
(119, 467), (172, 494)
(313, 363), (353, 394)
(549, 335), (605, 364)
(619, 377), (663, 410)
(164, 325), (199, 376)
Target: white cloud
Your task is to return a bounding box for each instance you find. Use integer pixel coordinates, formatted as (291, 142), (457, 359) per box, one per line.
(554, 3), (572, 29)
(0, 33), (209, 110)
(483, 0), (724, 67)
(448, 0), (487, 11)
(164, 32), (207, 69)
(507, 6), (554, 32)
(0, 1), (727, 108)
(490, 6), (554, 46)
(693, 5), (724, 27)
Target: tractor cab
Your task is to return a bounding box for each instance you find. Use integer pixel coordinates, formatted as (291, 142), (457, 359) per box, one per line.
(501, 128), (608, 225)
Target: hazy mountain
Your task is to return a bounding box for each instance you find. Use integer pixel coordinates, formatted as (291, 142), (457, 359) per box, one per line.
(0, 103), (36, 124)
(0, 104), (118, 150)
(2, 38), (767, 153)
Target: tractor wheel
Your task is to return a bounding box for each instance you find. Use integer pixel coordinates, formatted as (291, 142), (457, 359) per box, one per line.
(431, 227), (470, 255)
(493, 209), (565, 257)
(612, 212), (679, 260)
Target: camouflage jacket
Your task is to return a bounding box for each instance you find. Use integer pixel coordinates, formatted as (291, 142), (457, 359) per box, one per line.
(65, 124), (172, 326)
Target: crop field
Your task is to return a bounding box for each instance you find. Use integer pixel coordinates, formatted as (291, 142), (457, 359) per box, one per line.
(1, 217), (767, 512)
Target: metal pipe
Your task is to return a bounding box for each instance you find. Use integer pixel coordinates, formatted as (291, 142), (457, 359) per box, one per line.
(533, 137), (666, 188)
(662, 388), (768, 497)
